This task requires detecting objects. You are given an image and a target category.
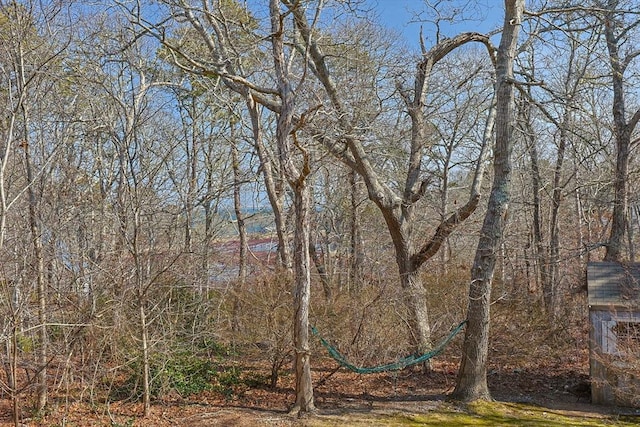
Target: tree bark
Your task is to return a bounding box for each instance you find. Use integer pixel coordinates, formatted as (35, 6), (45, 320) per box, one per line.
(603, 1), (640, 262)
(522, 97), (548, 304)
(25, 138), (48, 413)
(548, 107), (569, 314)
(245, 93), (292, 271)
(270, 0), (315, 414)
(349, 170), (364, 290)
(178, 95), (199, 254)
(20, 86), (48, 414)
(309, 241), (332, 302)
(401, 266), (433, 360)
(139, 300), (151, 417)
(290, 180), (315, 414)
(11, 321), (19, 427)
(231, 132), (248, 332)
(452, 0), (524, 402)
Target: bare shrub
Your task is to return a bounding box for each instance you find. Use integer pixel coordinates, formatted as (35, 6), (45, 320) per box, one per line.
(232, 273), (293, 388)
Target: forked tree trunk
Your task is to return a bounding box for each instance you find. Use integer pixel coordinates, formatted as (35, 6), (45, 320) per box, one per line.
(246, 93), (292, 271)
(452, 0), (523, 402)
(287, 0), (494, 357)
(269, 0), (314, 413)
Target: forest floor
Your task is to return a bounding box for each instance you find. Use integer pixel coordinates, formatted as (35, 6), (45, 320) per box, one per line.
(2, 303), (640, 426)
(6, 349), (640, 426)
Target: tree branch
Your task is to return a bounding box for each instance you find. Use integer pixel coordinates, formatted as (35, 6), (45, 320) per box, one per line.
(410, 193), (480, 270)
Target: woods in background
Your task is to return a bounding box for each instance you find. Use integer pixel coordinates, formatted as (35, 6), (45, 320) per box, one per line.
(0, 0), (638, 423)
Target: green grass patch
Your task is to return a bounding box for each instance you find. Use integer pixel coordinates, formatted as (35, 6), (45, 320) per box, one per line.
(307, 400), (640, 426)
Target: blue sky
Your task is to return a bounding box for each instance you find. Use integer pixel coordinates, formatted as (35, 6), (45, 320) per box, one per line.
(369, 0), (503, 49)
(371, 0), (424, 44)
(243, 1), (504, 49)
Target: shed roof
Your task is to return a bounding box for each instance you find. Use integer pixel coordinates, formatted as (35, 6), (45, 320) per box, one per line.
(587, 262), (640, 309)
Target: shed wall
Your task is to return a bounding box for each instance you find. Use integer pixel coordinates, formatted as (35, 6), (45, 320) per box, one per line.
(590, 308), (640, 407)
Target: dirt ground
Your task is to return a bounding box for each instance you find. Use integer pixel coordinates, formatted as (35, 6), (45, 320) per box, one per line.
(2, 311), (639, 427)
(5, 356), (635, 427)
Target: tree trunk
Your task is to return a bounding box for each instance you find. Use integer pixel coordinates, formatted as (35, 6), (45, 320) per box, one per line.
(378, 204), (434, 360)
(628, 208), (635, 262)
(401, 265), (432, 366)
(349, 170), (364, 290)
(184, 98), (198, 253)
(603, 2), (640, 262)
(202, 201), (213, 293)
(523, 99), (548, 306)
(11, 321), (19, 427)
(139, 300), (151, 417)
(0, 129), (17, 426)
(548, 109), (569, 315)
(289, 182), (315, 414)
(21, 97), (47, 413)
(26, 150), (48, 413)
(246, 94), (291, 271)
(309, 241), (332, 302)
(605, 135), (630, 262)
(270, 0), (314, 413)
(231, 136), (247, 332)
(574, 167), (586, 265)
(452, 0), (523, 402)
(605, 125), (630, 262)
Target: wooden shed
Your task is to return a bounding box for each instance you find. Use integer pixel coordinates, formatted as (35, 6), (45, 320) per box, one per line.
(587, 262), (640, 407)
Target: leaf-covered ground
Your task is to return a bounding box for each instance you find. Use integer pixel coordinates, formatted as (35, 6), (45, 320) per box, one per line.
(4, 351), (637, 426)
(3, 301), (640, 426)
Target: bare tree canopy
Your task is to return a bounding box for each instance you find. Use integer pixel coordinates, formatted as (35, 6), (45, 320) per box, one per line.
(0, 0), (638, 423)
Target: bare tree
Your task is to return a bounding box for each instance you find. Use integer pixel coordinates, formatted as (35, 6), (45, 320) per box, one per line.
(268, 0), (315, 412)
(452, 0), (524, 402)
(0, 1), (72, 421)
(600, 0), (640, 261)
(82, 17), (185, 415)
(131, 0), (498, 369)
(285, 0), (496, 359)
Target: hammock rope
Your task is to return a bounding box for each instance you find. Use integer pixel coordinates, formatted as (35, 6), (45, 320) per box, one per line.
(311, 320), (467, 374)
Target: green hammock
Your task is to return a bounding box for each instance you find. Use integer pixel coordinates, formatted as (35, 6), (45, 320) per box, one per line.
(311, 320), (467, 374)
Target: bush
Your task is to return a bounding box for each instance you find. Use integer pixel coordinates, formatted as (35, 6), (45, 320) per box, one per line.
(158, 352), (217, 397)
(110, 350), (242, 401)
